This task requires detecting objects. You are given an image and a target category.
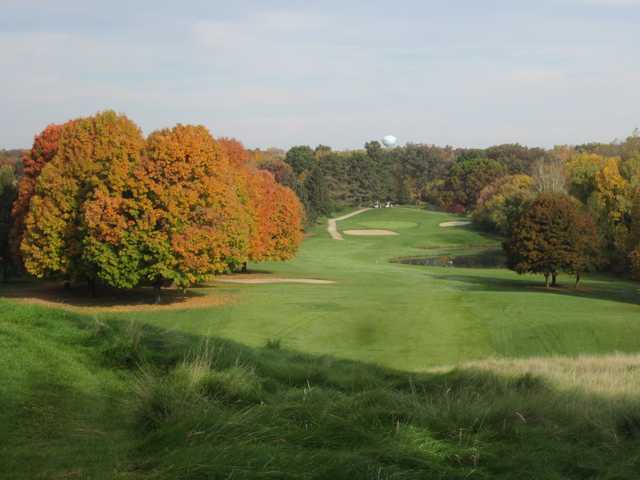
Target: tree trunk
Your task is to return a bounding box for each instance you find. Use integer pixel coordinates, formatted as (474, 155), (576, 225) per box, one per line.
(63, 280), (71, 291)
(153, 278), (162, 305)
(575, 272), (581, 288)
(551, 272), (558, 287)
(87, 278), (96, 297)
(241, 262), (248, 273)
(544, 273), (550, 288)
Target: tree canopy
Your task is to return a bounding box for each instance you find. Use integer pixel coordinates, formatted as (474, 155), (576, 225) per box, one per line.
(20, 111), (144, 283)
(503, 193), (600, 287)
(14, 115), (304, 294)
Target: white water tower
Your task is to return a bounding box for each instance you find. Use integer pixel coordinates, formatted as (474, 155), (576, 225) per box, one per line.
(382, 135), (398, 148)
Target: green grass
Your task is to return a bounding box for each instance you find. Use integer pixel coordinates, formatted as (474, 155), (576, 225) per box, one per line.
(2, 303), (640, 478)
(2, 206), (640, 478)
(103, 207), (640, 371)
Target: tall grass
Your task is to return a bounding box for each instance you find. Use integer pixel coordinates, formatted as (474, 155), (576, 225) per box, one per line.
(2, 305), (640, 479)
(125, 338), (640, 479)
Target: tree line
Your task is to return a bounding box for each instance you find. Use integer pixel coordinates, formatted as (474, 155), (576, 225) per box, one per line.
(0, 111), (304, 298)
(249, 132), (640, 284)
(3, 117), (639, 289)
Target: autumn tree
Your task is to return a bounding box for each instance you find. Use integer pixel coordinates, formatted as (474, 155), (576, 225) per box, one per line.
(473, 174), (535, 235)
(565, 153), (607, 203)
(630, 189), (640, 280)
(566, 211), (602, 286)
(247, 170), (304, 263)
(10, 123), (67, 264)
(83, 124), (253, 298)
(588, 157), (633, 269)
(217, 137), (253, 169)
(503, 193), (599, 287)
(20, 111), (145, 290)
(217, 137), (304, 268)
(258, 158), (296, 187)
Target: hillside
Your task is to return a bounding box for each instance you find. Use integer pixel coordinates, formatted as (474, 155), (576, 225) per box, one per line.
(2, 207), (640, 478)
(2, 301), (640, 479)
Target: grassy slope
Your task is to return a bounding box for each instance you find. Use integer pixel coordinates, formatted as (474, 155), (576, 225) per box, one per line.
(0, 303), (133, 478)
(122, 207), (640, 371)
(2, 302), (640, 479)
(2, 207), (640, 478)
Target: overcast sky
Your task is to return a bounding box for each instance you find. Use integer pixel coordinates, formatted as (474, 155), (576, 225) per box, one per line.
(1, 0), (639, 150)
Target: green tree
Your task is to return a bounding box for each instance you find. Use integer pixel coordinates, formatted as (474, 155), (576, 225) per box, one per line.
(0, 164), (17, 280)
(304, 165), (331, 219)
(443, 157), (506, 211)
(486, 143), (547, 174)
(285, 146), (315, 175)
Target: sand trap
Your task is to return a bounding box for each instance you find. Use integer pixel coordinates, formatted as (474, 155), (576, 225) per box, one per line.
(343, 229), (398, 236)
(439, 221), (471, 228)
(216, 277), (335, 285)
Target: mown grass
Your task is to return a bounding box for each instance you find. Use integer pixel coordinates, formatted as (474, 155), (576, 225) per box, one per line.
(2, 303), (640, 479)
(2, 207), (640, 477)
(2, 208), (639, 371)
(88, 206), (640, 371)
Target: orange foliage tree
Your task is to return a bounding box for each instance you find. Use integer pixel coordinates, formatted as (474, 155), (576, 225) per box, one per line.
(248, 170), (304, 262)
(216, 137), (304, 265)
(217, 137), (253, 169)
(20, 111), (144, 285)
(10, 123), (68, 264)
(19, 117), (305, 295)
(84, 125), (253, 292)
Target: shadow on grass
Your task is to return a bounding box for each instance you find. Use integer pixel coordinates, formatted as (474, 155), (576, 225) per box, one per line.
(0, 280), (213, 310)
(429, 271), (640, 306)
(4, 305), (640, 478)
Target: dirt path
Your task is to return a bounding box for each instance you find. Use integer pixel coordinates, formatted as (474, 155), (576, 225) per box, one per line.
(327, 208), (371, 240)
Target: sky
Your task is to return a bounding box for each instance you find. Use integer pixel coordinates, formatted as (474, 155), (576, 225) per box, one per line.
(1, 0), (639, 150)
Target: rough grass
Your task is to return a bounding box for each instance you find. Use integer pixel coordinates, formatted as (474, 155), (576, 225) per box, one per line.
(2, 304), (640, 479)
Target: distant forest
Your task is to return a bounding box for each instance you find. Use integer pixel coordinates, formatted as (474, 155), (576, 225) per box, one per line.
(250, 130), (640, 279)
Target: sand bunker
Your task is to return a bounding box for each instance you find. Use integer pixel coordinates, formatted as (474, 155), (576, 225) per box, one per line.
(439, 221), (471, 228)
(328, 208), (370, 240)
(216, 277), (335, 285)
(343, 229), (399, 236)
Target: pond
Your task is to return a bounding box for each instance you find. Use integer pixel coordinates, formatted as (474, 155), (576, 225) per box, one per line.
(394, 249), (506, 269)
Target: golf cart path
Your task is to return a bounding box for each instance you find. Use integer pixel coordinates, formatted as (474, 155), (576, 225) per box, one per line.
(328, 208), (371, 240)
